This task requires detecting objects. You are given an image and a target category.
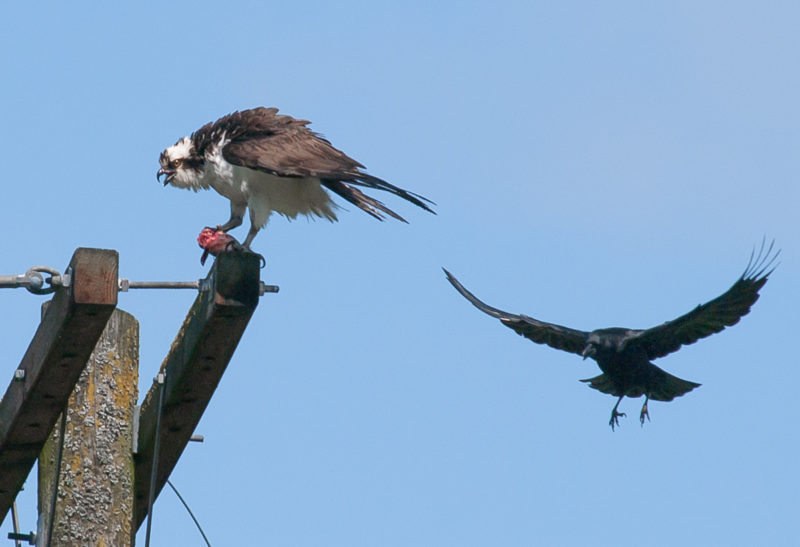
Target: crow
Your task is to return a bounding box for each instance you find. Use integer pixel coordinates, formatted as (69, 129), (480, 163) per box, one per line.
(444, 241), (778, 430)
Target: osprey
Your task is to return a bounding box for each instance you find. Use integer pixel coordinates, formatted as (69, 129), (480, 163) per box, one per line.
(444, 241), (778, 430)
(157, 107), (435, 248)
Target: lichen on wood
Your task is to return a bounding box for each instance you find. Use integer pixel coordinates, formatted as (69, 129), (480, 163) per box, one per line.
(38, 309), (139, 547)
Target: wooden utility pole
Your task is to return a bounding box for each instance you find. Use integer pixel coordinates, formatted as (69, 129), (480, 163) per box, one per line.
(0, 249), (264, 543)
(134, 251), (261, 529)
(0, 248), (118, 525)
(37, 309), (139, 546)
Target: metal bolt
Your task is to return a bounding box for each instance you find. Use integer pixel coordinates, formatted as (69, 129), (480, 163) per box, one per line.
(25, 272), (44, 293)
(13, 369), (25, 382)
(259, 282), (280, 296)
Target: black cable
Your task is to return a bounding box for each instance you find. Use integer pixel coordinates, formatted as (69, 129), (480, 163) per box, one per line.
(144, 373), (166, 547)
(167, 480), (212, 547)
(46, 410), (67, 547)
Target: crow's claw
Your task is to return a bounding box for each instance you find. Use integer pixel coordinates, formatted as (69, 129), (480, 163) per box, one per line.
(640, 400), (650, 426)
(609, 410), (626, 431)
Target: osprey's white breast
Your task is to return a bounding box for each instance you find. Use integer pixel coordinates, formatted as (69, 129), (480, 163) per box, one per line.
(202, 139), (248, 203)
(205, 141), (338, 229)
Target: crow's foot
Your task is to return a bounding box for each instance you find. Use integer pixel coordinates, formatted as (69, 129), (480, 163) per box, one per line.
(639, 400), (650, 426)
(609, 409), (626, 431)
(609, 396), (626, 431)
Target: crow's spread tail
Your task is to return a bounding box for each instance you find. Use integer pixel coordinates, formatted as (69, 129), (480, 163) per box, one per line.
(581, 362), (700, 401)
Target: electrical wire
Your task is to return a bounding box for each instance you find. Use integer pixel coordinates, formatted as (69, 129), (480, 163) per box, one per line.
(166, 480), (212, 547)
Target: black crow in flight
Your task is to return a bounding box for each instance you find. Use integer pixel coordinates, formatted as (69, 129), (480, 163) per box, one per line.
(444, 242), (778, 430)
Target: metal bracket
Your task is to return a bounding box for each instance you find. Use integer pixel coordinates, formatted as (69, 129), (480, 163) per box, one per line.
(132, 405), (141, 455)
(7, 532), (36, 545)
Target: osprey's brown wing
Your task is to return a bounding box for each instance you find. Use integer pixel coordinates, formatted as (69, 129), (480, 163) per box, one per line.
(218, 107), (364, 176)
(198, 107), (435, 220)
(623, 241), (778, 360)
(444, 269), (589, 356)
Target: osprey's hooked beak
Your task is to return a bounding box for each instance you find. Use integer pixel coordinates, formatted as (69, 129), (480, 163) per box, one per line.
(582, 346), (594, 361)
(157, 167), (174, 186)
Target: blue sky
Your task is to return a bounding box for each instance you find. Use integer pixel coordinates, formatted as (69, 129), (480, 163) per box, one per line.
(1, 2), (798, 545)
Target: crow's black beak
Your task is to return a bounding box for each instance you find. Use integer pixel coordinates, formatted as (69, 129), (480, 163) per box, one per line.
(157, 167), (174, 186)
(582, 347), (592, 360)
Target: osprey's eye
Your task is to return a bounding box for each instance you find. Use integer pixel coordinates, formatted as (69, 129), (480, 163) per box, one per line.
(170, 159), (183, 169)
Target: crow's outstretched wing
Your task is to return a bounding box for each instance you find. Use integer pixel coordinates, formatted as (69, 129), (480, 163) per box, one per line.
(444, 269), (589, 356)
(623, 241), (778, 360)
(195, 107), (435, 219)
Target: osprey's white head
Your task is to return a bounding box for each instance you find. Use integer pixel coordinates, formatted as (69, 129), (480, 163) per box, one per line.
(157, 136), (205, 190)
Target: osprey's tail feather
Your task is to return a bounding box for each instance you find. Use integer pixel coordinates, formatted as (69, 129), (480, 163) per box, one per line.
(343, 173), (436, 215)
(321, 179), (408, 222)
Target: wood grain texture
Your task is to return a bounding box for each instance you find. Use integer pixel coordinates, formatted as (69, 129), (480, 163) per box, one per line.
(38, 309), (139, 546)
(0, 248), (118, 525)
(134, 251), (261, 529)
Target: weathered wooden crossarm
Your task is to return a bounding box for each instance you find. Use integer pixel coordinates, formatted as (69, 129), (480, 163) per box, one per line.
(0, 248), (118, 524)
(133, 252), (261, 529)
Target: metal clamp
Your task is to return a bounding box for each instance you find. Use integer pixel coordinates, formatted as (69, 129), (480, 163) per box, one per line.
(0, 266), (70, 295)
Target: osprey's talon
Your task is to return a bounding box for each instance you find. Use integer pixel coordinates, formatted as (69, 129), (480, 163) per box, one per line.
(253, 253), (266, 269)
